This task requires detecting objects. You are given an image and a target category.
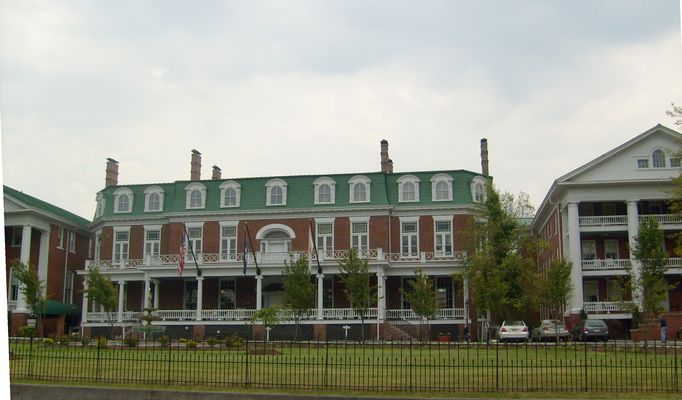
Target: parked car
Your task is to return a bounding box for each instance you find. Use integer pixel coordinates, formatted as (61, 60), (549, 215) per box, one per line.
(531, 320), (570, 342)
(497, 320), (529, 342)
(572, 319), (609, 342)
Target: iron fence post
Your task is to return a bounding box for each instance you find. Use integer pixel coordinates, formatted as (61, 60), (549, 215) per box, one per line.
(28, 336), (34, 379)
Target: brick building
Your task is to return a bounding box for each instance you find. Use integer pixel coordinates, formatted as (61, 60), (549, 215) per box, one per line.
(532, 124), (682, 338)
(81, 140), (491, 340)
(4, 186), (90, 336)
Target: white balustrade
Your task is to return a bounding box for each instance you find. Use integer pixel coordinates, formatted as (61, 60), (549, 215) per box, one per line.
(579, 216), (627, 226)
(385, 308), (464, 320)
(639, 214), (682, 224)
(581, 259), (630, 271)
(583, 301), (633, 313)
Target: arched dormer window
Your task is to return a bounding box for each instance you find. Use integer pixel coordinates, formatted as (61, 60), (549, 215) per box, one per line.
(470, 176), (488, 203)
(348, 175), (371, 203)
(220, 180), (241, 208)
(185, 182), (206, 209)
(397, 175), (420, 202)
(95, 192), (106, 218)
(266, 178), (287, 206)
(113, 187), (133, 213)
(652, 149), (666, 168)
(144, 186), (164, 212)
(430, 173), (453, 201)
(313, 177), (336, 205)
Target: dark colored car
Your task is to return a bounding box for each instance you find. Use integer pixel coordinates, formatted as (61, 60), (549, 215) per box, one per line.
(572, 319), (609, 342)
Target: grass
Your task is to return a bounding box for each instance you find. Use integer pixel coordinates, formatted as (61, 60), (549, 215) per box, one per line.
(9, 339), (682, 393)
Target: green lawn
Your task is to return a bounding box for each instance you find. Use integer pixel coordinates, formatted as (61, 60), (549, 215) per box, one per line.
(9, 339), (682, 393)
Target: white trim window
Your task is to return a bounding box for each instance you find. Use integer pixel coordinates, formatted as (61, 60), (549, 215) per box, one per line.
(185, 182), (206, 209)
(350, 219), (369, 255)
(470, 176), (487, 203)
(10, 227), (22, 247)
(184, 280), (198, 310)
(57, 227), (65, 249)
(220, 180), (241, 208)
(430, 173), (453, 201)
(186, 225), (203, 260)
(144, 227), (161, 261)
(64, 271), (75, 304)
(220, 223), (238, 261)
(400, 218), (419, 258)
(8, 267), (19, 303)
(397, 175), (420, 203)
(144, 186), (164, 212)
(68, 231), (76, 253)
(316, 220), (334, 259)
(266, 178), (287, 206)
(113, 228), (130, 265)
(95, 193), (106, 218)
(581, 240), (596, 261)
(313, 177), (336, 205)
(349, 175), (371, 203)
(95, 231), (102, 260)
(113, 187), (133, 213)
(433, 216), (453, 257)
(652, 149), (666, 168)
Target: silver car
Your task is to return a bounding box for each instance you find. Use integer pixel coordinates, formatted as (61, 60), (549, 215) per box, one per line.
(531, 319), (570, 342)
(497, 320), (529, 342)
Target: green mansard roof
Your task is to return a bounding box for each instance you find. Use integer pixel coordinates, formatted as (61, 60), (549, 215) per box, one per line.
(4, 185), (91, 228)
(95, 169), (489, 219)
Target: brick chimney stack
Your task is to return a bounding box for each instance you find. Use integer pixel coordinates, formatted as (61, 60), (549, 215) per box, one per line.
(480, 138), (489, 176)
(380, 139), (393, 173)
(191, 149), (202, 181)
(212, 165), (222, 180)
(105, 158), (119, 187)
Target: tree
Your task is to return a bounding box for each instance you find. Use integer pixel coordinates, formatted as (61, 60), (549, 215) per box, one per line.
(666, 102), (682, 126)
(627, 217), (669, 340)
(282, 254), (316, 340)
(541, 259), (573, 342)
(85, 267), (118, 338)
(338, 248), (376, 343)
(250, 305), (281, 341)
(464, 184), (541, 336)
(11, 260), (47, 337)
(400, 269), (437, 341)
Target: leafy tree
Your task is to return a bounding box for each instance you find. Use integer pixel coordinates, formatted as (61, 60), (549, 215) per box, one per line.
(85, 267), (118, 338)
(282, 254), (316, 340)
(250, 305), (281, 340)
(626, 217), (669, 340)
(541, 259), (573, 342)
(400, 269), (437, 341)
(464, 184), (541, 336)
(666, 102), (682, 126)
(11, 260), (47, 337)
(338, 248), (376, 342)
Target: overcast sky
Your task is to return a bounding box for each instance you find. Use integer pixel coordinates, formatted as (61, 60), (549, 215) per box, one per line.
(1, 1), (681, 220)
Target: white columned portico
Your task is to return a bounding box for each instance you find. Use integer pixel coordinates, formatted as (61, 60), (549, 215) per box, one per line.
(316, 274), (324, 320)
(566, 202), (584, 315)
(627, 200), (642, 307)
(255, 275), (263, 310)
(117, 280), (126, 323)
(376, 270), (386, 321)
(37, 229), (50, 294)
(81, 279), (89, 324)
(15, 225), (33, 313)
(195, 276), (204, 321)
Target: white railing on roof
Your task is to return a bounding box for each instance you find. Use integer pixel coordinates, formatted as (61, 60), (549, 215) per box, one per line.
(581, 259), (630, 271)
(639, 214), (682, 224)
(579, 216), (627, 226)
(583, 301), (633, 313)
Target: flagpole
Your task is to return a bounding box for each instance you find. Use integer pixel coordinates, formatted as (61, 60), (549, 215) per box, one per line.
(244, 223), (260, 275)
(184, 225), (202, 277)
(309, 219), (322, 275)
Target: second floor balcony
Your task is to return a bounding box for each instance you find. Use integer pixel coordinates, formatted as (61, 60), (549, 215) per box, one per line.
(581, 258), (682, 274)
(579, 214), (682, 229)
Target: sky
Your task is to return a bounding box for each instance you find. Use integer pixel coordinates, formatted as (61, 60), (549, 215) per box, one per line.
(1, 1), (682, 220)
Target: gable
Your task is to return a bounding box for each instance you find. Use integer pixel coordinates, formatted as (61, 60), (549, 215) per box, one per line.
(4, 198), (27, 213)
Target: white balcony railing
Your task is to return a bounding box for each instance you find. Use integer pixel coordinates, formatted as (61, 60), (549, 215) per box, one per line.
(581, 259), (630, 271)
(639, 214), (682, 224)
(579, 216), (627, 226)
(322, 308), (378, 320)
(385, 308), (464, 320)
(583, 301), (633, 313)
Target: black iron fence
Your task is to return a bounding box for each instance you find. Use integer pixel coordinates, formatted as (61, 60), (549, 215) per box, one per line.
(8, 337), (682, 393)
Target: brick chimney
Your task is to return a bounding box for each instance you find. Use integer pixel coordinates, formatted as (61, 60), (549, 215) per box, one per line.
(380, 139), (393, 173)
(190, 149), (202, 180)
(480, 138), (489, 176)
(105, 158), (119, 187)
(212, 165), (222, 180)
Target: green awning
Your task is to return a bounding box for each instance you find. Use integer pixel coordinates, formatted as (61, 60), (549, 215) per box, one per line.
(45, 300), (81, 317)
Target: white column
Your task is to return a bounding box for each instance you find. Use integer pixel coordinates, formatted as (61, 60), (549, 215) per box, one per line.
(153, 280), (160, 309)
(316, 274), (324, 320)
(81, 279), (89, 324)
(377, 270), (386, 321)
(117, 280), (126, 323)
(37, 229), (50, 295)
(143, 275), (151, 310)
(195, 276), (204, 321)
(627, 200), (642, 308)
(15, 225), (33, 313)
(463, 277), (470, 324)
(255, 275), (263, 310)
(566, 202), (584, 315)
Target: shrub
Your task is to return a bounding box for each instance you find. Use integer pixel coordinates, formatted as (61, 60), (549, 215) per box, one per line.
(226, 334), (244, 348)
(159, 336), (170, 347)
(18, 326), (37, 338)
(81, 337), (91, 346)
(206, 336), (221, 348)
(179, 338), (187, 344)
(56, 335), (70, 346)
(187, 340), (198, 349)
(124, 335), (139, 347)
(41, 338), (55, 346)
(97, 336), (108, 348)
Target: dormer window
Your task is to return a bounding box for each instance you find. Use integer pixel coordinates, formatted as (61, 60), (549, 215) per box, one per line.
(470, 176), (488, 203)
(313, 177), (336, 205)
(95, 193), (106, 218)
(266, 178), (287, 206)
(220, 180), (241, 208)
(430, 174), (453, 201)
(113, 187), (133, 213)
(185, 182), (206, 209)
(144, 186), (164, 212)
(397, 175), (420, 202)
(349, 175), (371, 203)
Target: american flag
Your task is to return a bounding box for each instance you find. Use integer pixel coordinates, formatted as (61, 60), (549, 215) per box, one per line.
(178, 233), (187, 276)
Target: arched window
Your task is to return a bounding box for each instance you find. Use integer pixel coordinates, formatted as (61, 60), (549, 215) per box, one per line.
(266, 178), (287, 206)
(398, 175), (420, 202)
(185, 183), (206, 209)
(470, 176), (488, 203)
(313, 177), (336, 205)
(270, 186), (283, 205)
(348, 175), (371, 203)
(220, 180), (241, 208)
(354, 183), (367, 202)
(113, 187), (133, 213)
(318, 184), (331, 203)
(652, 149), (666, 168)
(144, 186), (164, 212)
(190, 190), (202, 207)
(430, 174), (453, 201)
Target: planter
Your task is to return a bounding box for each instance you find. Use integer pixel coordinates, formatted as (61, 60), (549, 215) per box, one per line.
(437, 335), (450, 342)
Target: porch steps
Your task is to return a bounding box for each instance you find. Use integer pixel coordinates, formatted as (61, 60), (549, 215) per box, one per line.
(383, 320), (418, 341)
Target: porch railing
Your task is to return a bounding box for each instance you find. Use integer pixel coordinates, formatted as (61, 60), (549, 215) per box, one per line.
(581, 259), (630, 271)
(639, 214), (682, 224)
(583, 301), (633, 313)
(385, 308), (464, 320)
(579, 215), (627, 226)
